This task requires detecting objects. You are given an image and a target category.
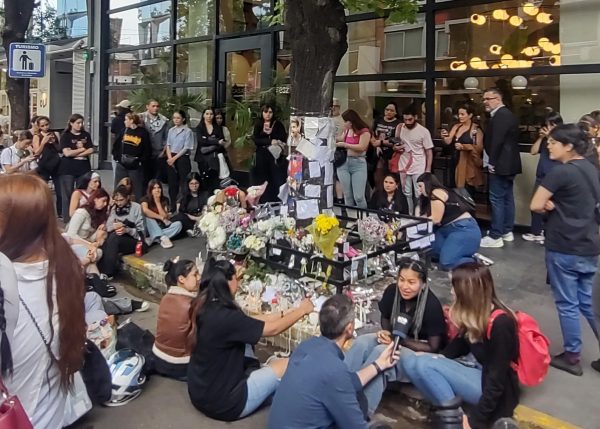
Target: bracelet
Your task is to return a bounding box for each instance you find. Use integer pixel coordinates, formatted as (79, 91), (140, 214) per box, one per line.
(372, 361), (383, 374)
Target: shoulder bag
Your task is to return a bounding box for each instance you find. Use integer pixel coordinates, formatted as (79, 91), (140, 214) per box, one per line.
(334, 130), (348, 168)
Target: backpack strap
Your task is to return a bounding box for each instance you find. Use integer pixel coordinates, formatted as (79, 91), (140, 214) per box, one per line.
(486, 309), (507, 339)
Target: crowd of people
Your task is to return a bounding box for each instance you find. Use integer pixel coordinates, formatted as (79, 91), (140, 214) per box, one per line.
(1, 91), (600, 429)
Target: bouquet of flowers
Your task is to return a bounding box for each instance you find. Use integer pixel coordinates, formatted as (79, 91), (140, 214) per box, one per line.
(221, 207), (241, 233)
(306, 214), (341, 259)
(198, 211), (227, 250)
(243, 234), (267, 254)
(226, 233), (244, 253)
(357, 216), (387, 250)
(246, 182), (268, 208)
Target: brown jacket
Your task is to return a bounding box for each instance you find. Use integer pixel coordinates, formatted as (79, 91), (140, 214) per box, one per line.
(153, 287), (196, 364)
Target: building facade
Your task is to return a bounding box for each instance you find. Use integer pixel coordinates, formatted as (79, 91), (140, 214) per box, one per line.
(90, 0), (600, 223)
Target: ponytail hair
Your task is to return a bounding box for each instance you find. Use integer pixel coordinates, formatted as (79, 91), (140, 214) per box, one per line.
(188, 258), (237, 350)
(163, 258), (196, 287)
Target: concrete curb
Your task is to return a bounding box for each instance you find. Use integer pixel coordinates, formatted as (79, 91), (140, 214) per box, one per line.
(120, 256), (582, 429)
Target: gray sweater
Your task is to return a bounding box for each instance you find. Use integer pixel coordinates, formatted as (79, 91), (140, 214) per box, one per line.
(106, 201), (145, 239)
(140, 112), (169, 157)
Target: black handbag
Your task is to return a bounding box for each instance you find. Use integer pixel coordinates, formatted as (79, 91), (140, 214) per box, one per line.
(333, 148), (347, 168)
(80, 340), (112, 404)
(120, 154), (140, 170)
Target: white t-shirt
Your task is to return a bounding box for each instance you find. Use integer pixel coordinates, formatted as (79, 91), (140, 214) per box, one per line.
(398, 123), (434, 175)
(6, 261), (65, 429)
(0, 145), (32, 172)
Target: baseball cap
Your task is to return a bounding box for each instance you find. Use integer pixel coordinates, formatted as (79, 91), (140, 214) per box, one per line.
(116, 100), (131, 109)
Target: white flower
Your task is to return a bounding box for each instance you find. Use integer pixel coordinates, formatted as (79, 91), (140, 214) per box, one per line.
(207, 226), (226, 250)
(243, 235), (266, 252)
(284, 217), (296, 230)
(199, 212), (219, 233)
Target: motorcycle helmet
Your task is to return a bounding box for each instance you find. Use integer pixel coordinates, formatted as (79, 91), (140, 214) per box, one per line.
(104, 349), (146, 407)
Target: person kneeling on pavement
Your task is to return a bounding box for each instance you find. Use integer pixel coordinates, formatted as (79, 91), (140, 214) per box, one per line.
(268, 294), (399, 429)
(400, 263), (519, 429)
(151, 258), (199, 380)
(98, 185), (146, 278)
(187, 258), (314, 422)
(345, 258), (446, 415)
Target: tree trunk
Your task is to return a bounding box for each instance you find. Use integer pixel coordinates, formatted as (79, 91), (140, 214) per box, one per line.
(2, 1), (36, 132)
(285, 0), (347, 116)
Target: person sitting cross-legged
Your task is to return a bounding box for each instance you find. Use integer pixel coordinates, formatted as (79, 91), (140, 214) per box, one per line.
(268, 294), (399, 429)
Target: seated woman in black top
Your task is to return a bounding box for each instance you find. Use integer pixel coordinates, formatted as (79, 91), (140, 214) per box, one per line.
(171, 172), (209, 235)
(368, 173), (409, 216)
(401, 263), (519, 429)
(194, 108), (229, 193)
(345, 258), (446, 415)
(187, 258), (314, 422)
(251, 104), (288, 203)
(416, 172), (480, 270)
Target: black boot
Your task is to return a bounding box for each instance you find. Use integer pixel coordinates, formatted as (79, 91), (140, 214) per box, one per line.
(431, 397), (463, 429)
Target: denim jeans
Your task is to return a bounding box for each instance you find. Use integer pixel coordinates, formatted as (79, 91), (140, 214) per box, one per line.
(402, 174), (420, 215)
(344, 333), (414, 415)
(337, 157), (368, 209)
(145, 218), (182, 243)
(239, 366), (280, 418)
(433, 217), (481, 270)
(488, 174), (515, 239)
(114, 163), (145, 202)
(400, 353), (482, 406)
(545, 250), (599, 354)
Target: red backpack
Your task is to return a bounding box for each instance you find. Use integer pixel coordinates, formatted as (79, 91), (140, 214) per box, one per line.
(487, 309), (550, 387)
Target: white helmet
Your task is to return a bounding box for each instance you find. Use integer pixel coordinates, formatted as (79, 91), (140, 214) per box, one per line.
(104, 349), (146, 407)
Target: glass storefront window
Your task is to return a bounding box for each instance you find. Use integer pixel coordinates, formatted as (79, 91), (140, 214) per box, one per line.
(109, 0), (154, 10)
(219, 0), (270, 34)
(176, 42), (214, 82)
(177, 0), (216, 39)
(108, 46), (173, 86)
(337, 15), (426, 76)
(175, 87), (212, 128)
(333, 80), (426, 126)
(435, 0), (600, 71)
(110, 1), (172, 48)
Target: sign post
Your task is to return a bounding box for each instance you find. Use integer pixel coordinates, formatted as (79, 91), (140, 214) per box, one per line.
(8, 43), (46, 79)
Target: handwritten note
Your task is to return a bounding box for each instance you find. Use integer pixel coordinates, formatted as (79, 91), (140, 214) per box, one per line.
(309, 161), (321, 178)
(305, 184), (321, 198)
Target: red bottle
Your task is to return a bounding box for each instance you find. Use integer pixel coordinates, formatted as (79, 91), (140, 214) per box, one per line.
(135, 240), (143, 257)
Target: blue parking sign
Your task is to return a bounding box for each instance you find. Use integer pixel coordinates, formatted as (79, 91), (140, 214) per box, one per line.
(8, 43), (46, 78)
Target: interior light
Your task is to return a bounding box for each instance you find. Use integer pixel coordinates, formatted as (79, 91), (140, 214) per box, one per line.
(522, 2), (539, 16)
(492, 9), (510, 20)
(509, 15), (524, 26)
(536, 12), (553, 24)
(450, 61), (467, 71)
(521, 46), (541, 57)
(470, 14), (486, 25)
(551, 43), (561, 55)
(489, 44), (502, 55)
(549, 55), (561, 66)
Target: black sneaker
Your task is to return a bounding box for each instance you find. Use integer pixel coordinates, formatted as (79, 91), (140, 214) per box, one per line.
(591, 359), (600, 373)
(550, 352), (583, 376)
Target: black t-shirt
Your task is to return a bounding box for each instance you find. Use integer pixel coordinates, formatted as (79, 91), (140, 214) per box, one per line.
(179, 192), (209, 216)
(187, 302), (265, 421)
(378, 283), (446, 341)
(373, 117), (401, 141)
(59, 130), (93, 176)
(541, 159), (600, 256)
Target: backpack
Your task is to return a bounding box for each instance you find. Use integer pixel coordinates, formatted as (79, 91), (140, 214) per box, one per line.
(487, 309), (550, 387)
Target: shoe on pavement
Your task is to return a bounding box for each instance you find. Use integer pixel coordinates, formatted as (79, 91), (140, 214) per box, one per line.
(522, 233), (544, 242)
(186, 229), (195, 238)
(160, 236), (173, 249)
(502, 232), (514, 242)
(473, 253), (494, 266)
(480, 236), (504, 248)
(550, 352), (582, 376)
(591, 359), (600, 373)
(134, 301), (150, 313)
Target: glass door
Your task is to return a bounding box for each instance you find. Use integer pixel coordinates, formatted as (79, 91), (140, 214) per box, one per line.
(217, 34), (273, 173)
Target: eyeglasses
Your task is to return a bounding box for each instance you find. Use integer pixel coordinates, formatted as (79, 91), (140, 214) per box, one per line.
(482, 97), (499, 101)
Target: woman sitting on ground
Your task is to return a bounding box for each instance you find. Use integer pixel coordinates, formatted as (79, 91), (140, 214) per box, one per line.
(171, 172), (209, 235)
(140, 180), (182, 249)
(401, 263), (519, 429)
(0, 173), (86, 429)
(187, 258), (314, 422)
(416, 172), (480, 270)
(152, 258), (199, 380)
(345, 258), (446, 415)
(368, 173), (409, 215)
(98, 185), (145, 278)
(69, 171), (101, 218)
(116, 176), (135, 202)
(1, 130), (36, 173)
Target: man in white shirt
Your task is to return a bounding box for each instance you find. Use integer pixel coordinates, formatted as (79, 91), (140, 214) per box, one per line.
(395, 105), (434, 214)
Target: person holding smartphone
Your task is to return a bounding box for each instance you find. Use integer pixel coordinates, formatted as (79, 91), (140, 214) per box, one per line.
(369, 102), (401, 189)
(1, 130), (36, 173)
(441, 104), (484, 197)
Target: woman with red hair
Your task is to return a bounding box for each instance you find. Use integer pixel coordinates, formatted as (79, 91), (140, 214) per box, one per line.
(0, 173), (86, 429)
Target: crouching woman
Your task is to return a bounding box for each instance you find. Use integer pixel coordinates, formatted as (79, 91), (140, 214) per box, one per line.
(400, 263), (519, 429)
(152, 258), (199, 380)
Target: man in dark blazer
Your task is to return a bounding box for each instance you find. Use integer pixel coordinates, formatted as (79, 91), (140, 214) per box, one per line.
(480, 88), (522, 248)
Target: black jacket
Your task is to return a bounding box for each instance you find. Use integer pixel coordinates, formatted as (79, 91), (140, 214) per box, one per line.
(368, 189), (409, 215)
(443, 313), (519, 429)
(483, 107), (522, 176)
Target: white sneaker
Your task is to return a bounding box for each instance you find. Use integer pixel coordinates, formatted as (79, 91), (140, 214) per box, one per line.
(160, 236), (173, 249)
(502, 232), (514, 242)
(480, 236), (504, 248)
(522, 233), (544, 242)
(474, 253), (495, 266)
(134, 301), (150, 313)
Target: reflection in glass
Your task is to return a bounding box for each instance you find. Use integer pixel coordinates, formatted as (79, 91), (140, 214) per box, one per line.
(177, 0), (216, 39)
(176, 42), (214, 82)
(110, 1), (171, 48)
(108, 47), (172, 86)
(219, 0), (270, 34)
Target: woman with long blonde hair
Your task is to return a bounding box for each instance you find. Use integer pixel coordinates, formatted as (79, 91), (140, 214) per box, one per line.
(0, 173), (86, 429)
(401, 263), (519, 429)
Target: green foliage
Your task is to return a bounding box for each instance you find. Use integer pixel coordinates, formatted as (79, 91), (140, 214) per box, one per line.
(26, 1), (68, 43)
(242, 259), (273, 283)
(127, 88), (207, 123)
(267, 0), (419, 25)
